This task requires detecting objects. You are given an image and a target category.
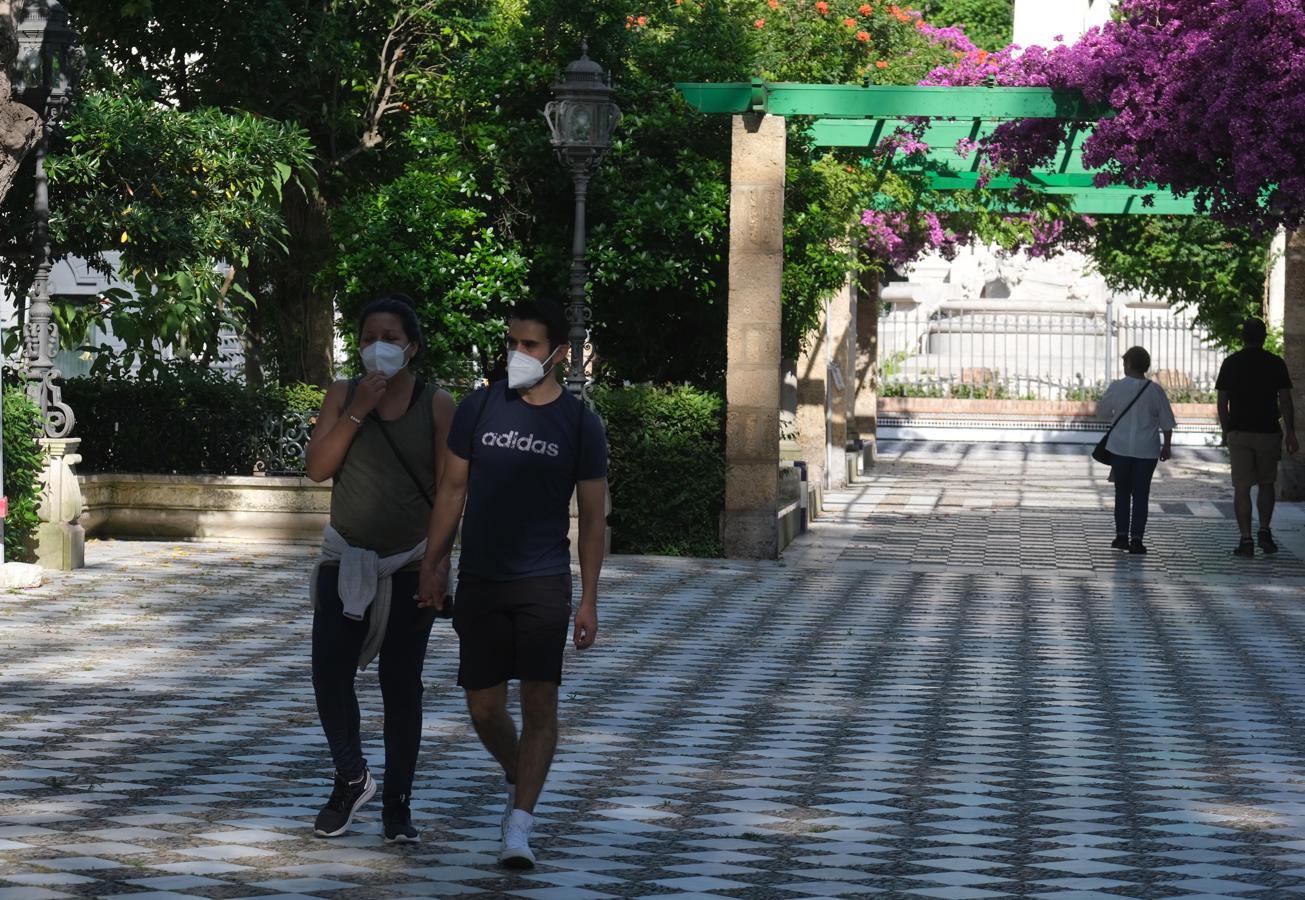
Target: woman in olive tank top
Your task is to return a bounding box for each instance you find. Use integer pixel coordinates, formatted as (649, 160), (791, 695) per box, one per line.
(303, 294), (455, 843)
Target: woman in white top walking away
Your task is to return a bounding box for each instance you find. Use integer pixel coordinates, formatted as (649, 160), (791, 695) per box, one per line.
(1097, 346), (1176, 554)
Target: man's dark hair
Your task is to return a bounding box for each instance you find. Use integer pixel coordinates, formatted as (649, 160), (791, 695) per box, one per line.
(358, 293), (423, 348)
(1242, 317), (1268, 347)
(1122, 345), (1151, 374)
(509, 298), (569, 350)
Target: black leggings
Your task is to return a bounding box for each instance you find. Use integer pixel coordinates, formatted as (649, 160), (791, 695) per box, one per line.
(311, 566), (435, 800)
(1112, 454), (1159, 540)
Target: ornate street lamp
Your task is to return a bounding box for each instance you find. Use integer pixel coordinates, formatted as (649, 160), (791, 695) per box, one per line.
(11, 0), (83, 438)
(543, 44), (620, 398)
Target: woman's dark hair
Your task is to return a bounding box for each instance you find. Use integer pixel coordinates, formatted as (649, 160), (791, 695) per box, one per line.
(509, 298), (568, 350)
(357, 293), (422, 347)
(1122, 345), (1151, 374)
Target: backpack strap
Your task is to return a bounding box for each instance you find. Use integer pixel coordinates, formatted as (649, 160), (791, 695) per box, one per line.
(466, 383), (494, 461)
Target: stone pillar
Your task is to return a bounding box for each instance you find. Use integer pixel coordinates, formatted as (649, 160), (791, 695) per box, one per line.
(795, 300), (828, 502)
(829, 274), (854, 488)
(1267, 227), (1287, 331)
(1281, 228), (1305, 500)
(853, 274), (880, 466)
(36, 437), (85, 569)
(723, 113), (785, 559)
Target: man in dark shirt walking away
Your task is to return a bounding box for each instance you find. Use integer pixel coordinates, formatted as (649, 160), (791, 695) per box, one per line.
(1215, 317), (1298, 557)
(418, 298), (608, 869)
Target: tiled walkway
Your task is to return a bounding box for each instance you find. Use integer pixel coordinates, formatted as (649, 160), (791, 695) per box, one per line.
(3, 442), (1305, 899)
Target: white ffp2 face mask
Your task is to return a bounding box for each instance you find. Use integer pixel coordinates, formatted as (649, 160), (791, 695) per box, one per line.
(506, 347), (559, 391)
(361, 341), (410, 377)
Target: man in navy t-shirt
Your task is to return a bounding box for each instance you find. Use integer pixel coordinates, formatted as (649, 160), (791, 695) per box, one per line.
(418, 298), (607, 869)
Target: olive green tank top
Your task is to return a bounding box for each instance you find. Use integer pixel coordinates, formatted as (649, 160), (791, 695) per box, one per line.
(329, 379), (437, 556)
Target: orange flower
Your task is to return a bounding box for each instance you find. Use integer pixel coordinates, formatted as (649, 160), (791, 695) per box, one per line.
(915, 18), (925, 29)
(815, 0), (829, 11)
(843, 16), (856, 26)
(769, 0), (779, 7)
(856, 30), (870, 41)
(626, 14), (634, 26)
(875, 59), (889, 68)
(755, 16), (765, 26)
(637, 14), (647, 24)
(859, 2), (872, 13)
(976, 49), (989, 62)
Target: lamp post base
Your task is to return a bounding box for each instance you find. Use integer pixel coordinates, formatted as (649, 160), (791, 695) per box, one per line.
(36, 437), (85, 570)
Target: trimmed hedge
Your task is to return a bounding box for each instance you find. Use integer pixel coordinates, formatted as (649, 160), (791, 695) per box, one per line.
(593, 383), (725, 557)
(63, 373), (727, 557)
(62, 371), (324, 475)
(3, 387), (45, 562)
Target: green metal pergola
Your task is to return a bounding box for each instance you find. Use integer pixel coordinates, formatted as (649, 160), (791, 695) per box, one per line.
(676, 79), (1198, 215)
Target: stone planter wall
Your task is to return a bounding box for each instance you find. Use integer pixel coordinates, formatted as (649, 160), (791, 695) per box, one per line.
(80, 474), (331, 543)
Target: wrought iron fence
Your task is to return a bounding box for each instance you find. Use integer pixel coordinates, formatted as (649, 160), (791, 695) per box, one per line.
(255, 409), (317, 475)
(878, 304), (1224, 402)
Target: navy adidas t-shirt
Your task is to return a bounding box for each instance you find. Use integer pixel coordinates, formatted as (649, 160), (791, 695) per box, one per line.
(448, 381), (608, 581)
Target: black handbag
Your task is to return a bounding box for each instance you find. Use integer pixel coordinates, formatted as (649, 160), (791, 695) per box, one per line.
(1093, 381), (1151, 465)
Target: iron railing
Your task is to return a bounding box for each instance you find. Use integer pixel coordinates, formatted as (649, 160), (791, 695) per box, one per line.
(878, 304), (1223, 402)
(255, 409), (317, 476)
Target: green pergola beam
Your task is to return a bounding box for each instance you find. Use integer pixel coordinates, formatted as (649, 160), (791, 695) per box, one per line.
(677, 81), (1108, 120)
(870, 191), (1199, 215)
(918, 173), (1104, 190)
(811, 118), (1091, 174)
(808, 118), (1090, 150)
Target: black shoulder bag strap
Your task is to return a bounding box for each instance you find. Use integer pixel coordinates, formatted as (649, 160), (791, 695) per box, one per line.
(1106, 380), (1152, 441)
(370, 378), (434, 508)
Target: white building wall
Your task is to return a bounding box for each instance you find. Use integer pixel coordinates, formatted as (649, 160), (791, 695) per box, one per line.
(1014, 0), (1114, 48)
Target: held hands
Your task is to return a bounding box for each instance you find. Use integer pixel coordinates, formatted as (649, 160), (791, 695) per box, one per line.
(416, 557), (450, 611)
(349, 372), (390, 418)
(573, 599), (597, 650)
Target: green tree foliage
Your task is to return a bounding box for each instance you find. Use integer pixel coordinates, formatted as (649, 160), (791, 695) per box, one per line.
(328, 123), (529, 382)
(67, 0), (490, 385)
(919, 0), (1014, 50)
(33, 95), (314, 372)
(1087, 217), (1273, 349)
(2, 387), (44, 562)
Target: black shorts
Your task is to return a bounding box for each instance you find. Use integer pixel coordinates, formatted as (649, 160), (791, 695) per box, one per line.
(453, 573), (572, 690)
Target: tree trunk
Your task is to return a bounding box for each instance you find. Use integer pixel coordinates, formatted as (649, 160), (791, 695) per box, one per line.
(1280, 227), (1305, 500)
(257, 183), (337, 387)
(0, 6), (42, 208)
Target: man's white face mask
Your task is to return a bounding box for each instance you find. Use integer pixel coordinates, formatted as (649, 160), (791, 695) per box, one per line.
(361, 340), (410, 378)
(506, 345), (560, 391)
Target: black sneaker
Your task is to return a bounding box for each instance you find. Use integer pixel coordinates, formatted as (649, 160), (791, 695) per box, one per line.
(1233, 538), (1256, 558)
(1128, 539), (1147, 555)
(314, 768), (375, 838)
(1111, 536), (1130, 550)
(1259, 529), (1279, 555)
(383, 795), (419, 843)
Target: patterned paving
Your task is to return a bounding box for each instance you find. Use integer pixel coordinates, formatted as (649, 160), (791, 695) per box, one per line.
(2, 441), (1305, 899)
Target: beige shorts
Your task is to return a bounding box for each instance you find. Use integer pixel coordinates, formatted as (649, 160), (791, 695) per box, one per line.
(1227, 430), (1282, 486)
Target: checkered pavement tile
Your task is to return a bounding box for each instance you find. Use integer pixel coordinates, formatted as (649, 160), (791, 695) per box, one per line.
(1, 441), (1303, 897)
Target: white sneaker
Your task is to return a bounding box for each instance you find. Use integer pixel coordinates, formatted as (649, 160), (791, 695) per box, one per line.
(499, 809), (535, 869)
